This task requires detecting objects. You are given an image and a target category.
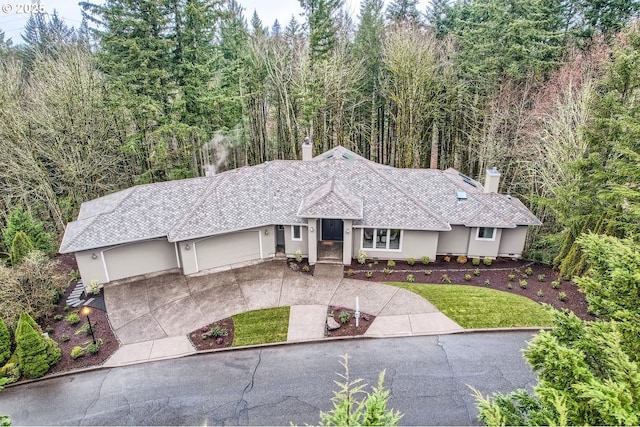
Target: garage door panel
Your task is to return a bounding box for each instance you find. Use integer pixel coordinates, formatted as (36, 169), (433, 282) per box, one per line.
(104, 240), (178, 281)
(196, 232), (260, 271)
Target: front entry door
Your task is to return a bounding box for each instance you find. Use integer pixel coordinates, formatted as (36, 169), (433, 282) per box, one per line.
(322, 219), (343, 241)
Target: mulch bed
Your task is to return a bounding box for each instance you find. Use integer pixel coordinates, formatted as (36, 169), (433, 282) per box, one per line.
(188, 317), (235, 351)
(325, 306), (375, 337)
(344, 257), (595, 321)
(287, 258), (315, 275)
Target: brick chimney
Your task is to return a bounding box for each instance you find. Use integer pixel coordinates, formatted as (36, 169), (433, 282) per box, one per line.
(302, 137), (313, 161)
(484, 167), (501, 193)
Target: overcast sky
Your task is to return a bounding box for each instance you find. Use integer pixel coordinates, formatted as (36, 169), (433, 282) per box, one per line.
(1, 0), (428, 43)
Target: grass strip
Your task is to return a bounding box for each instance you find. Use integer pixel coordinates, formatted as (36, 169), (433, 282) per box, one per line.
(388, 283), (553, 328)
(232, 306), (290, 347)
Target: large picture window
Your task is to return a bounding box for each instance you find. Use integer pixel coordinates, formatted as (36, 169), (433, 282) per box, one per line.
(362, 228), (401, 250)
(292, 225), (302, 241)
(476, 227), (495, 240)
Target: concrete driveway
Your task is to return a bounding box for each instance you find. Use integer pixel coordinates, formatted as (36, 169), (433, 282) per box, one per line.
(104, 260), (457, 344)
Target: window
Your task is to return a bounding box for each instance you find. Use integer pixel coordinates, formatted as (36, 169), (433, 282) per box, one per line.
(361, 228), (402, 250)
(292, 225), (302, 241)
(477, 227), (495, 240)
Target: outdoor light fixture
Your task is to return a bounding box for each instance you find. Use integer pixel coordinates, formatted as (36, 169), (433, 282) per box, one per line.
(91, 253), (97, 260)
(309, 226), (315, 232)
(346, 228), (351, 234)
(80, 306), (97, 345)
(265, 229), (269, 235)
(185, 243), (190, 250)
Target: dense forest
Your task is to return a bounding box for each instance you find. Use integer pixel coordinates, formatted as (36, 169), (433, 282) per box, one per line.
(0, 0), (639, 278)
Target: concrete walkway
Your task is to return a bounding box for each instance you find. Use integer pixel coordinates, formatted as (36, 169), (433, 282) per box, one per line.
(103, 261), (463, 367)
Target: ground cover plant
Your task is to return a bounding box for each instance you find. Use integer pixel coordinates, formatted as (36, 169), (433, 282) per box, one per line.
(390, 283), (554, 328)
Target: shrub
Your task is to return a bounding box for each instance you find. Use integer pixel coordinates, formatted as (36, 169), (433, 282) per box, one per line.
(0, 318), (10, 365)
(507, 283), (513, 289)
(302, 265), (310, 272)
(519, 280), (528, 289)
(346, 269), (355, 277)
(482, 258), (492, 266)
(406, 274), (415, 283)
(551, 280), (560, 289)
(537, 289), (544, 298)
(443, 256), (451, 262)
(46, 325), (53, 333)
(66, 312), (80, 325)
(456, 255), (468, 264)
(339, 310), (351, 324)
(74, 322), (92, 336)
(86, 340), (102, 354)
(88, 280), (101, 295)
(71, 346), (85, 359)
(295, 249), (303, 263)
(0, 356), (20, 384)
(357, 251), (367, 265)
(407, 257), (415, 266)
(537, 274), (546, 282)
(61, 334), (70, 342)
(484, 279), (491, 286)
(421, 256), (430, 264)
(424, 270), (432, 275)
(10, 230), (34, 266)
(525, 267), (533, 276)
(365, 271), (373, 278)
(508, 274), (516, 281)
(472, 257), (481, 266)
(3, 207), (54, 255)
(464, 274), (472, 281)
(54, 314), (63, 321)
(387, 260), (396, 267)
(473, 268), (481, 276)
(383, 268), (393, 275)
(441, 274), (451, 284)
(558, 292), (567, 301)
(203, 323), (229, 339)
(15, 312), (60, 379)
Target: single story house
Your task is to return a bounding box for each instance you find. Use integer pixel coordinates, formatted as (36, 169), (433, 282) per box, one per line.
(59, 144), (541, 284)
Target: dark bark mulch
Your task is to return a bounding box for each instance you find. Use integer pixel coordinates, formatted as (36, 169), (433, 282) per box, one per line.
(187, 317), (235, 351)
(325, 306), (375, 337)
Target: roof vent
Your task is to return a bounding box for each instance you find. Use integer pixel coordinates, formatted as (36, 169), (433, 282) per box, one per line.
(458, 172), (477, 188)
(457, 191), (467, 200)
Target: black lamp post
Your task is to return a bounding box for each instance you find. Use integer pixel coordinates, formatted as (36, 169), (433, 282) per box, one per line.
(80, 306), (96, 345)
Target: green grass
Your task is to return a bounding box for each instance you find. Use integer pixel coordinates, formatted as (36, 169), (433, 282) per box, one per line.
(389, 283), (553, 328)
(231, 306), (290, 347)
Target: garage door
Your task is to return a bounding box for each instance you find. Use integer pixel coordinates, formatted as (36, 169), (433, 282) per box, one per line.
(195, 231), (261, 272)
(104, 239), (178, 281)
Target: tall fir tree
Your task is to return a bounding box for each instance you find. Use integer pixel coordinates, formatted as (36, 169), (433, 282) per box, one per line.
(15, 312), (60, 379)
(386, 0), (421, 24)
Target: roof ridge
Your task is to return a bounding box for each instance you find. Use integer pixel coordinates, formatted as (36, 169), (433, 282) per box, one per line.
(362, 161), (450, 229)
(167, 175), (223, 241)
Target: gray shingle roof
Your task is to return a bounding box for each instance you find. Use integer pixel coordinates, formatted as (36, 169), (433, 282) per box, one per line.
(59, 146), (541, 253)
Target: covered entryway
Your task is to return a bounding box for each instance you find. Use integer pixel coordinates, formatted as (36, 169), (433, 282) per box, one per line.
(321, 219), (343, 241)
(195, 231), (261, 272)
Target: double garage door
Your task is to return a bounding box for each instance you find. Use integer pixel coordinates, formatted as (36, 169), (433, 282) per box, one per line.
(195, 231), (261, 272)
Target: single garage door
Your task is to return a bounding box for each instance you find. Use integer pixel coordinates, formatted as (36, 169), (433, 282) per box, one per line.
(195, 231), (261, 272)
(103, 239), (178, 281)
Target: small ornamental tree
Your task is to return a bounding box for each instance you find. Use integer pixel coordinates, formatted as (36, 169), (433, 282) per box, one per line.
(9, 231), (34, 266)
(0, 317), (11, 365)
(318, 354), (403, 426)
(2, 207), (53, 255)
(15, 312), (60, 379)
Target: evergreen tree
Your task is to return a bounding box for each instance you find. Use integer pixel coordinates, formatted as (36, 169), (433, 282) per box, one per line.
(386, 0), (421, 24)
(426, 0), (453, 38)
(299, 0), (344, 62)
(9, 231), (34, 266)
(2, 207), (53, 255)
(15, 312), (60, 379)
(571, 0), (640, 43)
(0, 317), (11, 366)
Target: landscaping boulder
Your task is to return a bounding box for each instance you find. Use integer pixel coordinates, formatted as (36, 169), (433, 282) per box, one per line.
(327, 316), (340, 331)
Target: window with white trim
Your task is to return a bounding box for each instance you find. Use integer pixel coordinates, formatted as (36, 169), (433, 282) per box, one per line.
(292, 225), (302, 241)
(476, 227), (495, 240)
(362, 228), (401, 250)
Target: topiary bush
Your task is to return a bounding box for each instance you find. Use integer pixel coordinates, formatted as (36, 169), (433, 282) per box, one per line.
(0, 317), (11, 366)
(472, 257), (481, 266)
(456, 255), (468, 264)
(407, 257), (415, 266)
(421, 256), (430, 264)
(15, 312), (60, 379)
(482, 258), (492, 266)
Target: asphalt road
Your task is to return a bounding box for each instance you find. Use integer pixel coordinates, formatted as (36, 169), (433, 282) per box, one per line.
(1, 332), (538, 426)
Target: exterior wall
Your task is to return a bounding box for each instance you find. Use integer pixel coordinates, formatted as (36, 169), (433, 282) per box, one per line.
(352, 228), (438, 261)
(498, 226), (528, 257)
(342, 219), (353, 264)
(466, 227), (503, 259)
(180, 227), (269, 274)
(307, 219), (318, 264)
(437, 226), (471, 255)
(85, 238), (179, 283)
(284, 224), (308, 257)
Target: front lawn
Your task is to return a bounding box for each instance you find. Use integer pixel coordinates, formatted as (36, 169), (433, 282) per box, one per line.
(231, 306), (290, 347)
(389, 283), (553, 328)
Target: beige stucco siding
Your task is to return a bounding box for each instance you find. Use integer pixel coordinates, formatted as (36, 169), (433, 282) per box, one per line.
(75, 250), (109, 285)
(437, 225), (471, 255)
(101, 239), (178, 282)
(467, 228), (503, 259)
(498, 227), (528, 257)
(285, 224), (308, 257)
(352, 229), (438, 261)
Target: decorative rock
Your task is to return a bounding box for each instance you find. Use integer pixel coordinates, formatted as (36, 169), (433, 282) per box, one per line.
(327, 316), (340, 331)
(83, 298), (95, 306)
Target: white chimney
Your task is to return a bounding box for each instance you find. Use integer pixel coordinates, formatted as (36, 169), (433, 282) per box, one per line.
(302, 137), (313, 161)
(484, 167), (501, 193)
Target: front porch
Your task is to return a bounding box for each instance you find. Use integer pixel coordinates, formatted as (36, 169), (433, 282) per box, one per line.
(317, 240), (343, 262)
